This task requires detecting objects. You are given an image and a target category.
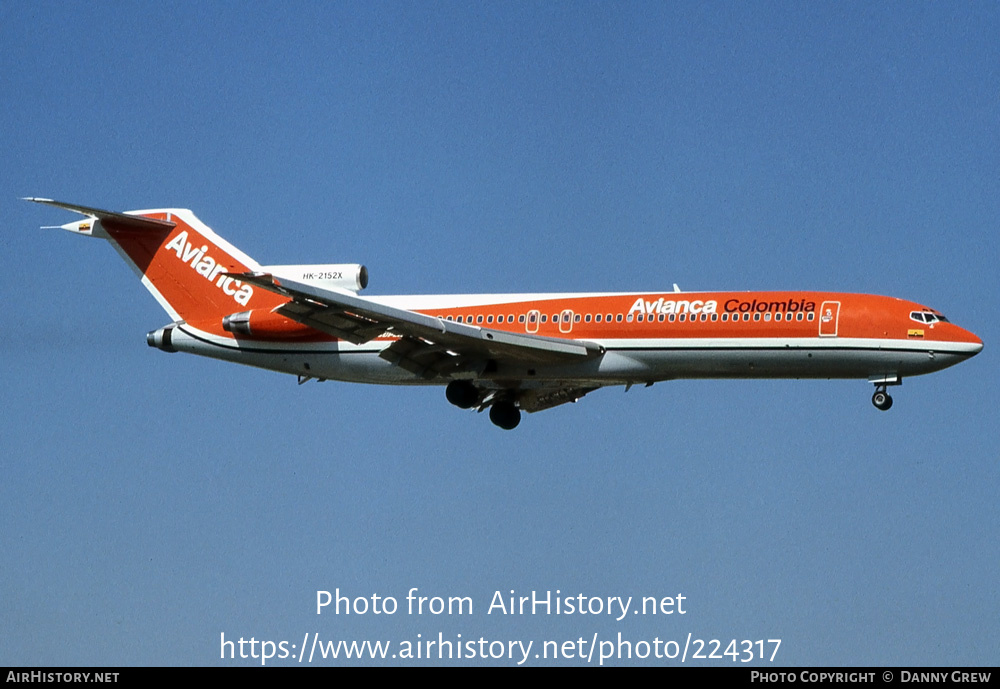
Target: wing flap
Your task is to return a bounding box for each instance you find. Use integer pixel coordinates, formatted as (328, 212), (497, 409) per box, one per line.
(518, 386), (599, 413)
(378, 335), (475, 378)
(276, 299), (388, 345)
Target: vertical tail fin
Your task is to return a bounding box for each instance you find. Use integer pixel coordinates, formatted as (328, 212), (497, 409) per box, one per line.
(26, 198), (286, 325)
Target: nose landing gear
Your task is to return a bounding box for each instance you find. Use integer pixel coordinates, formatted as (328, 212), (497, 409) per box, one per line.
(872, 385), (893, 411)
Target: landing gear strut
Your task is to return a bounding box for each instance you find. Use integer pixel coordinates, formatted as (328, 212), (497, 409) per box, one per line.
(489, 401), (521, 430)
(871, 385), (893, 411)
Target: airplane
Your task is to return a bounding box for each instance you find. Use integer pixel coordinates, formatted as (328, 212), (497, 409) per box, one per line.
(27, 198), (983, 430)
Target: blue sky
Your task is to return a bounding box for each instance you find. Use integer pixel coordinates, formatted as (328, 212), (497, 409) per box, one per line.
(2, 1), (997, 666)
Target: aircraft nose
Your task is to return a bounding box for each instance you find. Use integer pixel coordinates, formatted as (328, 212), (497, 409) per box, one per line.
(959, 326), (983, 355)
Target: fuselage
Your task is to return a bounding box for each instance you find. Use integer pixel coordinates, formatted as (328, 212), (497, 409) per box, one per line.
(161, 289), (983, 389)
(29, 198), (982, 428)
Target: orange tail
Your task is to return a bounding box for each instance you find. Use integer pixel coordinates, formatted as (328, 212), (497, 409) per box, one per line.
(27, 199), (287, 325)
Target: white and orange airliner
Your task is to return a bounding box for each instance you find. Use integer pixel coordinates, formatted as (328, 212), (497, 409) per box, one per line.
(29, 198), (983, 429)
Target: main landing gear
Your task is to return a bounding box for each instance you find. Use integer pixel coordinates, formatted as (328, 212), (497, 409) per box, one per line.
(445, 380), (479, 409)
(871, 385), (893, 411)
(488, 401), (521, 430)
(445, 380), (522, 430)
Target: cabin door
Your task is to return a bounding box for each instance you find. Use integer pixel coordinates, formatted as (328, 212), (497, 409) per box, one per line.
(818, 301), (840, 337)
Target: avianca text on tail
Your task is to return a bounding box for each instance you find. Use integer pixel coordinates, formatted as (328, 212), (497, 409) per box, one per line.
(27, 198), (983, 430)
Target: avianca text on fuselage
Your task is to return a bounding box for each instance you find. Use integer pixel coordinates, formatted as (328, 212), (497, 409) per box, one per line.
(165, 230), (254, 306)
(628, 297), (718, 316)
(28, 198), (983, 430)
(626, 296), (818, 317)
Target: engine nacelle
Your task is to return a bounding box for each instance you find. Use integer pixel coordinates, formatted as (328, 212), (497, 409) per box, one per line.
(260, 263), (368, 292)
(146, 325), (178, 352)
(222, 309), (317, 339)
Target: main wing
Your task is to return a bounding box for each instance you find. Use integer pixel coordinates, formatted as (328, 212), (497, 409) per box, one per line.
(230, 272), (604, 381)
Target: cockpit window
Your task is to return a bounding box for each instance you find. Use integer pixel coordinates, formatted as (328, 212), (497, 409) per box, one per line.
(910, 311), (947, 324)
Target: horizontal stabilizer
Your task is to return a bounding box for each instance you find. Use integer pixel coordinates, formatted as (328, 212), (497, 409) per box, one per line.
(24, 198), (176, 231)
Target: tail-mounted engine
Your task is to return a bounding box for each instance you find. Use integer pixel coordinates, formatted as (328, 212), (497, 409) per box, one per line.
(221, 264), (368, 339)
(146, 325), (177, 352)
(222, 309), (316, 339)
